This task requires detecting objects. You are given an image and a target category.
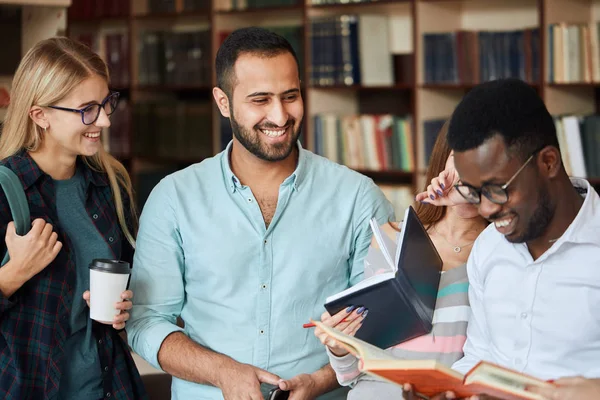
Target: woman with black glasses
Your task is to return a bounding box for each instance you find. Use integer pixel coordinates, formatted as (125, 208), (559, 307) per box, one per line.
(0, 37), (147, 399)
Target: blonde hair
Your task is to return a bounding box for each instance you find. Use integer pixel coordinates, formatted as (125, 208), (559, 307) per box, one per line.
(0, 37), (137, 247)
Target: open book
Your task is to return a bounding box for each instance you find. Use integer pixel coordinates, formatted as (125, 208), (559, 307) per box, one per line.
(324, 206), (443, 349)
(313, 321), (553, 400)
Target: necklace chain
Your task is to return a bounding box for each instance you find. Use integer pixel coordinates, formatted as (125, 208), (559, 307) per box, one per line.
(432, 224), (476, 253)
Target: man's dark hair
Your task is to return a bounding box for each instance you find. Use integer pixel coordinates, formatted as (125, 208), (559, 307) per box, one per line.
(447, 78), (559, 160)
(215, 27), (299, 99)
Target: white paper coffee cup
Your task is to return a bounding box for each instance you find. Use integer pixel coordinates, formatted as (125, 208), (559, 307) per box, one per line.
(89, 259), (131, 324)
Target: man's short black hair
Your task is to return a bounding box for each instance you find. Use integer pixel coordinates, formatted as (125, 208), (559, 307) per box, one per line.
(447, 78), (559, 160)
(215, 27), (299, 99)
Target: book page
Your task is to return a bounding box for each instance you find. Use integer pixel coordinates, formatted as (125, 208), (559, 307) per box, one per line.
(465, 362), (551, 400)
(369, 217), (399, 271)
(325, 271), (395, 303)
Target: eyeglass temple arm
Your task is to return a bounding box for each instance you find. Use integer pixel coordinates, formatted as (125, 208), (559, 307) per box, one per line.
(502, 154), (534, 189)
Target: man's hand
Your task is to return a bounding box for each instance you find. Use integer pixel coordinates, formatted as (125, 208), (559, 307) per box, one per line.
(217, 361), (280, 400)
(402, 384), (457, 400)
(526, 377), (600, 400)
(278, 373), (318, 400)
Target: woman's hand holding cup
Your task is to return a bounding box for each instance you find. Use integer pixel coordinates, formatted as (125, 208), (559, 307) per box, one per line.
(83, 289), (133, 330)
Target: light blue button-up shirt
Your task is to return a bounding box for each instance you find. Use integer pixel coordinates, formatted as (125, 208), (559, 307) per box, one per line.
(127, 141), (395, 400)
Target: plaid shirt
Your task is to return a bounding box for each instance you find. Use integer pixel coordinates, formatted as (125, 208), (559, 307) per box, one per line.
(0, 151), (148, 400)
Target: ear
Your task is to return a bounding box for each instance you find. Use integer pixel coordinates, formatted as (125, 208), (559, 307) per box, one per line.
(212, 87), (231, 118)
(538, 146), (561, 179)
(29, 106), (49, 130)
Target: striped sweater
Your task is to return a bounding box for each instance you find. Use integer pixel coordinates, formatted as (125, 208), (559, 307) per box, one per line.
(327, 263), (470, 399)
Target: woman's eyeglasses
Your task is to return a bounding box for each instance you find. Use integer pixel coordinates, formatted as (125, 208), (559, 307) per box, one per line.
(46, 92), (120, 126)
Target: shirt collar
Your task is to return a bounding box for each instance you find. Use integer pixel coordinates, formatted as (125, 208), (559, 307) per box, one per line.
(9, 150), (109, 190)
(221, 140), (308, 193)
(548, 177), (600, 247)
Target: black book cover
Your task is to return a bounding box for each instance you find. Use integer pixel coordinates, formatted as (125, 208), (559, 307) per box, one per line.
(324, 206), (442, 349)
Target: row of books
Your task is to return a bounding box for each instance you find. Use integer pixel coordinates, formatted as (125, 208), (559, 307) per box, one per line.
(219, 25), (305, 80)
(555, 114), (600, 179)
(69, 0), (129, 20)
(138, 30), (211, 87)
(147, 0), (210, 13)
(132, 100), (213, 160)
(423, 28), (540, 85)
(219, 0), (299, 11)
(69, 0), (208, 19)
(311, 114), (414, 172)
(379, 184), (414, 220)
(71, 32), (130, 88)
(308, 15), (394, 87)
(548, 22), (600, 84)
(102, 99), (131, 159)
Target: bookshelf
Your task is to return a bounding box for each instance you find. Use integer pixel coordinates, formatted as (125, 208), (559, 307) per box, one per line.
(64, 0), (600, 212)
(0, 1), (70, 124)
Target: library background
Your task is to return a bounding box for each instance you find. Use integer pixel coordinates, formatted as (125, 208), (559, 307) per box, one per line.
(2, 0), (600, 217)
(1, 0), (600, 398)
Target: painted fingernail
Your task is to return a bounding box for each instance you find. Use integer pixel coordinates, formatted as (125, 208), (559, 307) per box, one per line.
(362, 310), (369, 318)
(419, 200), (429, 204)
(346, 305), (355, 313)
(430, 195), (435, 200)
(440, 183), (445, 189)
(356, 306), (365, 314)
(436, 190), (443, 196)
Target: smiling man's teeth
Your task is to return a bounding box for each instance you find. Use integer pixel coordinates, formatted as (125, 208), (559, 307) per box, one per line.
(84, 132), (100, 138)
(262, 129), (285, 137)
(494, 218), (513, 228)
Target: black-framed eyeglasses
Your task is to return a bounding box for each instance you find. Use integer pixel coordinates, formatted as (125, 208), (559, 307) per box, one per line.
(46, 92), (120, 125)
(453, 147), (544, 205)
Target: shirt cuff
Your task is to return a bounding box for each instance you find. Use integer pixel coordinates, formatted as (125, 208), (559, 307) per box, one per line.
(140, 321), (184, 371)
(326, 347), (359, 370)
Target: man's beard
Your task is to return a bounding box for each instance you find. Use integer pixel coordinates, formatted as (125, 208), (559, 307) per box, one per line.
(229, 110), (302, 162)
(509, 184), (554, 243)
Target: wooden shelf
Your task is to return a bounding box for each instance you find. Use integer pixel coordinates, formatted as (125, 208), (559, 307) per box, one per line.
(134, 85), (212, 92)
(310, 84), (413, 90)
(354, 169), (414, 184)
(133, 11), (210, 20)
(214, 4), (303, 14)
(132, 155), (206, 165)
(420, 82), (540, 90)
(308, 0), (410, 10)
(0, 0), (71, 5)
(546, 83), (600, 89)
(68, 15), (129, 24)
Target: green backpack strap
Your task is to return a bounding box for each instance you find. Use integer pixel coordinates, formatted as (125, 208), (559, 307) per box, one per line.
(0, 166), (30, 266)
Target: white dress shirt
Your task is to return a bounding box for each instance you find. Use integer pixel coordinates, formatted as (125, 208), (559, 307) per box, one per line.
(452, 178), (600, 380)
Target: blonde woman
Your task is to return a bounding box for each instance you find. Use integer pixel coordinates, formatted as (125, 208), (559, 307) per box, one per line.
(0, 38), (146, 399)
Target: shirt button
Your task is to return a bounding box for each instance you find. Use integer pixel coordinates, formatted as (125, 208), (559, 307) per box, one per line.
(260, 330), (265, 334)
(261, 284), (267, 289)
(106, 392), (111, 398)
(98, 339), (103, 344)
(93, 214), (99, 220)
(108, 237), (114, 242)
(104, 366), (109, 372)
(264, 239), (267, 244)
(248, 198), (252, 202)
(521, 312), (528, 319)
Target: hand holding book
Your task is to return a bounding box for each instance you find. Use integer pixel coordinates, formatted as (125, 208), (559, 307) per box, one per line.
(313, 306), (367, 357)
